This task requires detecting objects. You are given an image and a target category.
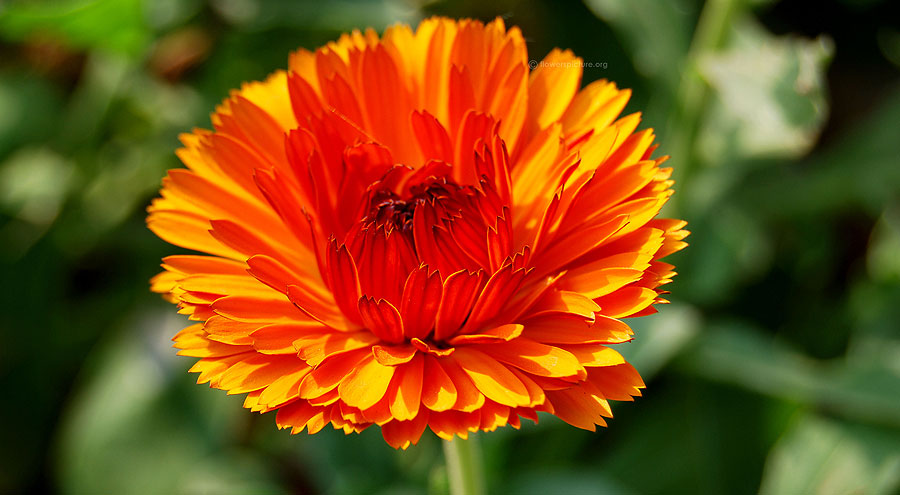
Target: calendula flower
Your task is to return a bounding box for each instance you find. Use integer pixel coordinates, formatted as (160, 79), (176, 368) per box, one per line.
(148, 16), (688, 449)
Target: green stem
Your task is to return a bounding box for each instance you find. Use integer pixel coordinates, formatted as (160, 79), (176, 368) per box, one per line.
(666, 0), (740, 195)
(443, 436), (485, 495)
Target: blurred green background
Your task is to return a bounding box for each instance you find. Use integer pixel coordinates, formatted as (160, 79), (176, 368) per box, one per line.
(1, 0), (899, 493)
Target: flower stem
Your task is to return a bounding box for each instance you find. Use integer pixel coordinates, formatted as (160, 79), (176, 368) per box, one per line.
(443, 436), (485, 495)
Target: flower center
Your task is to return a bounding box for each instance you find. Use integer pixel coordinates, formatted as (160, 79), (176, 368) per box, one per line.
(366, 178), (464, 233)
(367, 191), (417, 232)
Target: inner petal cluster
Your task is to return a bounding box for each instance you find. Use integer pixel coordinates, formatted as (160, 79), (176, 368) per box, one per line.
(326, 151), (523, 351)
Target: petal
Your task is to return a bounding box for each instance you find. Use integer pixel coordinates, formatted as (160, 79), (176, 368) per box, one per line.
(450, 348), (530, 407)
(212, 295), (307, 323)
(372, 344), (417, 366)
(563, 344), (626, 367)
(421, 355), (458, 412)
(338, 354), (396, 410)
(358, 297), (404, 343)
(523, 314), (633, 344)
(326, 242), (364, 326)
(294, 331), (377, 367)
(258, 366), (310, 410)
(527, 48), (582, 134)
(381, 411), (430, 450)
(173, 324), (250, 358)
(399, 264), (443, 340)
(387, 354), (425, 421)
(298, 347), (369, 399)
(434, 269), (485, 341)
(251, 322), (325, 354)
(448, 323), (523, 345)
(217, 354), (305, 395)
(545, 388), (607, 431)
(477, 337), (585, 379)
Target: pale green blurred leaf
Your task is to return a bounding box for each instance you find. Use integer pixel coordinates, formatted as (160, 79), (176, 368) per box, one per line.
(846, 280), (900, 366)
(678, 321), (900, 428)
(760, 414), (900, 495)
(212, 0), (420, 30)
(697, 16), (833, 162)
(79, 139), (173, 223)
(674, 205), (773, 304)
(0, 147), (76, 225)
(0, 0), (150, 57)
(144, 0), (201, 30)
(0, 147), (77, 258)
(866, 204), (900, 282)
(618, 303), (702, 380)
(509, 470), (635, 495)
(60, 52), (131, 149)
(736, 84), (900, 219)
(0, 75), (64, 156)
(55, 309), (283, 495)
(583, 0), (694, 96)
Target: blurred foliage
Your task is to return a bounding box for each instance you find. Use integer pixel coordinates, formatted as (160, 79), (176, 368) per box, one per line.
(0, 0), (898, 494)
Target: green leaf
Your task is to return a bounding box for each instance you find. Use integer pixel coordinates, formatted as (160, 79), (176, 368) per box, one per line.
(55, 309), (283, 495)
(617, 303), (702, 380)
(697, 16), (833, 162)
(0, 147), (76, 225)
(583, 0), (695, 97)
(866, 204), (900, 283)
(508, 470), (634, 495)
(0, 0), (150, 57)
(0, 74), (64, 156)
(760, 414), (900, 495)
(735, 83), (900, 220)
(0, 147), (78, 258)
(671, 205), (773, 304)
(677, 320), (900, 428)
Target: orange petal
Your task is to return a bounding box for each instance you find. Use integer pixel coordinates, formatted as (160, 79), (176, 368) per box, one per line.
(147, 210), (241, 260)
(387, 354), (424, 421)
(587, 363), (644, 401)
(251, 322), (324, 354)
(358, 297), (404, 343)
(217, 354), (305, 395)
(173, 324), (250, 358)
(421, 355), (458, 411)
(477, 337), (584, 379)
(434, 269), (485, 341)
(527, 48), (582, 134)
(161, 254), (247, 276)
(428, 409), (480, 441)
(562, 344), (626, 367)
(450, 348), (530, 407)
(437, 355), (485, 412)
(381, 411), (430, 450)
(257, 366), (310, 410)
(212, 295), (306, 323)
(298, 347), (369, 399)
(372, 344), (417, 366)
(399, 264), (443, 340)
(448, 323), (523, 345)
(337, 353), (396, 410)
(294, 331), (377, 367)
(545, 387), (606, 431)
(276, 401), (324, 433)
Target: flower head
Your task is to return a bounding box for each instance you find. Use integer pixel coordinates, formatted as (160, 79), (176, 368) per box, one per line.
(149, 17), (688, 449)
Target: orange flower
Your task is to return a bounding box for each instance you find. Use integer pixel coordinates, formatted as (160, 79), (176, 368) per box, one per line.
(148, 17), (688, 449)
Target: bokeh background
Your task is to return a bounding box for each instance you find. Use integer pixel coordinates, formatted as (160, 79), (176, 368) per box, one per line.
(1, 0), (899, 493)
